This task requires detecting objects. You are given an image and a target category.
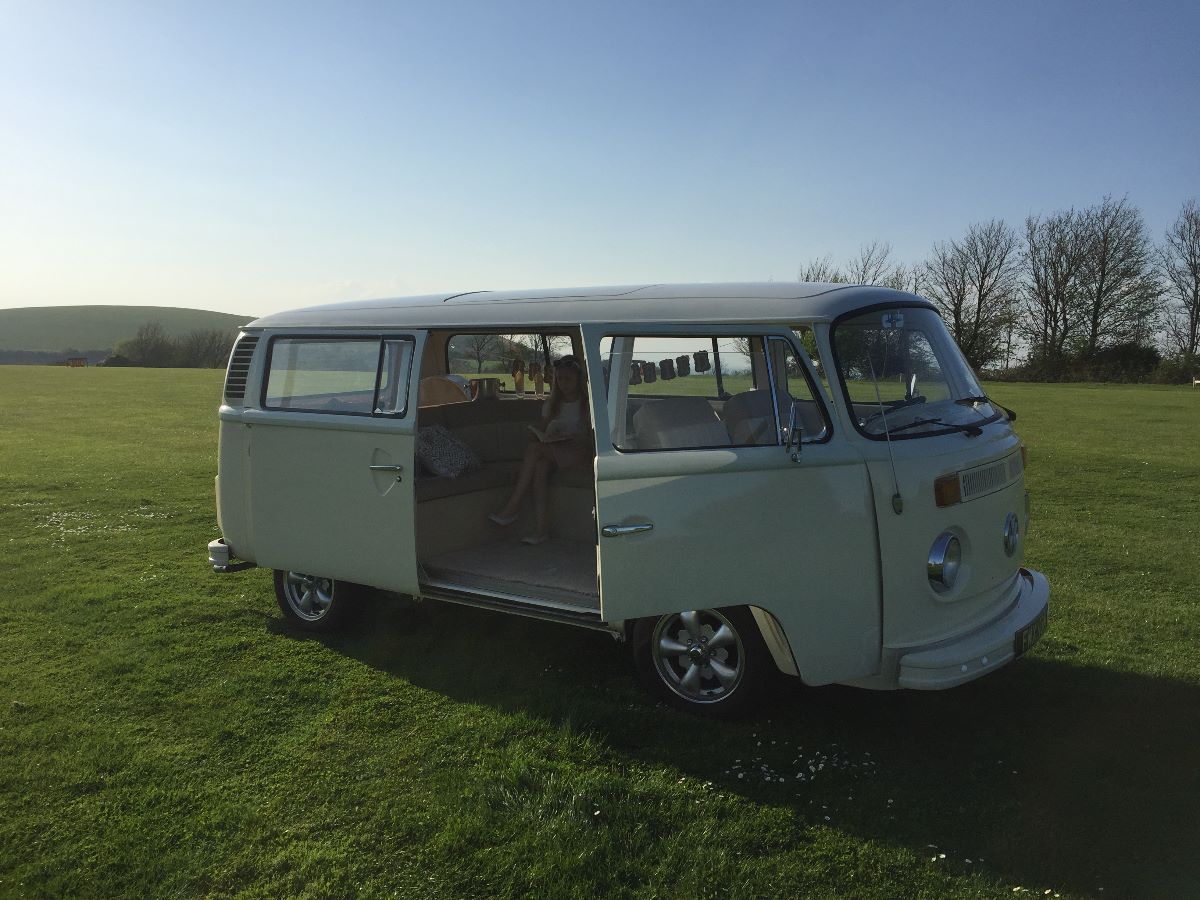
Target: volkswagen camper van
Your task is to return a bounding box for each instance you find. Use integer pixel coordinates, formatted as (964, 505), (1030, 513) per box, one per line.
(208, 283), (1049, 716)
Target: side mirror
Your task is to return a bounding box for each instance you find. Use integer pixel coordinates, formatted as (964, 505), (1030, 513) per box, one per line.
(786, 402), (803, 462)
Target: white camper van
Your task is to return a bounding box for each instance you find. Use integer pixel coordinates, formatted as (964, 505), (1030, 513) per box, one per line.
(208, 283), (1048, 716)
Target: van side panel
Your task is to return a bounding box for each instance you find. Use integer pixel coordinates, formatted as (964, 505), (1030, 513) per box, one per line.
(215, 415), (254, 562)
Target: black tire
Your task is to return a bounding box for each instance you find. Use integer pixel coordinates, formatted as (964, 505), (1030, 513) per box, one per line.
(273, 569), (361, 633)
(631, 605), (772, 719)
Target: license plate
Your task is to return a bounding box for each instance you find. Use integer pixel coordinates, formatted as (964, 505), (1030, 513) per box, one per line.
(1013, 606), (1048, 657)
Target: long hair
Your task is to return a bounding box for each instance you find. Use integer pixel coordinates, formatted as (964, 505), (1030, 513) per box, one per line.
(546, 356), (588, 425)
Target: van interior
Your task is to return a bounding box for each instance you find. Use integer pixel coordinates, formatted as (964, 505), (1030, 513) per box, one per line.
(414, 330), (600, 612)
(413, 328), (826, 614)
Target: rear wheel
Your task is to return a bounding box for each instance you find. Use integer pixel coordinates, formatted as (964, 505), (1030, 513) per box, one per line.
(273, 570), (359, 632)
(632, 606), (771, 718)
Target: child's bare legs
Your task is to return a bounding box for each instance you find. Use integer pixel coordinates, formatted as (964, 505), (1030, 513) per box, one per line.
(493, 441), (555, 520)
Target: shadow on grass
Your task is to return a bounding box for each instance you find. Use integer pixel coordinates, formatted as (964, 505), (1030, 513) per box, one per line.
(271, 597), (1200, 899)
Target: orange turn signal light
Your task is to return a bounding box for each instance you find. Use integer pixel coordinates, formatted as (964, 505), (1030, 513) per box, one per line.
(934, 474), (962, 507)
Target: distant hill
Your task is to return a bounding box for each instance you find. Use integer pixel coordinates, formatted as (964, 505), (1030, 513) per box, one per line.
(0, 306), (254, 352)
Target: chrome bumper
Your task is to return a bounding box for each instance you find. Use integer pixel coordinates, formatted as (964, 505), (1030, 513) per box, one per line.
(208, 538), (256, 574)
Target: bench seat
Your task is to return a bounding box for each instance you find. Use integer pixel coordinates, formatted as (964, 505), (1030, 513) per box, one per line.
(416, 397), (593, 502)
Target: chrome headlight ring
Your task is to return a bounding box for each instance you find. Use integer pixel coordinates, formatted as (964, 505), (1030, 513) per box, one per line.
(928, 532), (962, 593)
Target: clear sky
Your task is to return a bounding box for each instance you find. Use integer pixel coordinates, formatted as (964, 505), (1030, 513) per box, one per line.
(2, 0), (1197, 316)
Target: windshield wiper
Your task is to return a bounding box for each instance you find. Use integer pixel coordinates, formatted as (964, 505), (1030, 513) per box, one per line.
(886, 417), (983, 437)
(862, 394), (926, 425)
(955, 395), (1016, 422)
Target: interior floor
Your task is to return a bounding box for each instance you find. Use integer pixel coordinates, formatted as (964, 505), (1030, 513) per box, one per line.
(421, 537), (599, 611)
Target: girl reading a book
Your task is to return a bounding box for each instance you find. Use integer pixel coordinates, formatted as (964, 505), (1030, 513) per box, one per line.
(488, 355), (592, 544)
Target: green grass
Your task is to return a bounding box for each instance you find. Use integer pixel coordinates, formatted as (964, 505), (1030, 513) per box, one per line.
(0, 306), (252, 351)
(1, 368), (1198, 898)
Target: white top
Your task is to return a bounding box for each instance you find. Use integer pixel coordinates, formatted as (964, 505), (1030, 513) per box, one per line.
(543, 397), (586, 438)
(248, 283), (933, 331)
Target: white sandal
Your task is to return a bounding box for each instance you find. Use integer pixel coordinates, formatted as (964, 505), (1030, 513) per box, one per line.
(488, 512), (518, 527)
(520, 533), (549, 545)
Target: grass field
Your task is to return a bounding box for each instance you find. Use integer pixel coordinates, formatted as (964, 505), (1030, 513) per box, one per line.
(1, 367), (1198, 898)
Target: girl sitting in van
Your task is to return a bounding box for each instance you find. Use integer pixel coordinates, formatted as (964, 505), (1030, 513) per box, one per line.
(488, 355), (592, 544)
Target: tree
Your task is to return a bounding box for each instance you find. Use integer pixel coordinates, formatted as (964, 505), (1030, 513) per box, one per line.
(845, 240), (898, 285)
(178, 329), (238, 368)
(459, 333), (502, 373)
(922, 220), (1022, 369)
(1075, 196), (1161, 357)
(797, 255), (847, 283)
(1022, 209), (1088, 365)
(1160, 198), (1200, 367)
(117, 322), (176, 367)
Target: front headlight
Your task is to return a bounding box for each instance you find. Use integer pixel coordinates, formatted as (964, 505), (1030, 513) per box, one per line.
(928, 532), (961, 593)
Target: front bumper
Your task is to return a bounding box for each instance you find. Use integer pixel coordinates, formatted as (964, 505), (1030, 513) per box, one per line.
(897, 568), (1050, 690)
(208, 538), (257, 574)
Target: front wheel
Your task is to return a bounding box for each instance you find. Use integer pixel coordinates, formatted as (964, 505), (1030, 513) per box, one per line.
(273, 570), (359, 632)
(631, 606), (771, 718)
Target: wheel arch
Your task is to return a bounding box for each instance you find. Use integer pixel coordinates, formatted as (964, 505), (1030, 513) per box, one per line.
(623, 604), (801, 679)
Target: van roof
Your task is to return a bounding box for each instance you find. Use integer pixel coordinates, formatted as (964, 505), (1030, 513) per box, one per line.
(247, 282), (933, 331)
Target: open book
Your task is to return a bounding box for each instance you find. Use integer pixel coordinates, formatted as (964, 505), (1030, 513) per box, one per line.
(527, 423), (575, 443)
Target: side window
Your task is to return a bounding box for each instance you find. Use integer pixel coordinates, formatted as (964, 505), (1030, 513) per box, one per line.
(770, 337), (830, 443)
(446, 333), (572, 394)
(599, 335), (775, 451)
(263, 337), (414, 416)
(791, 325), (831, 398)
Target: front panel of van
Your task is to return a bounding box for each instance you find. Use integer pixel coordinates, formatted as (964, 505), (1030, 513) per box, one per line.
(864, 431), (1027, 651)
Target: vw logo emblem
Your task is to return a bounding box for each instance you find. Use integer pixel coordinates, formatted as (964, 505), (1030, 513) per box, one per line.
(1003, 512), (1020, 557)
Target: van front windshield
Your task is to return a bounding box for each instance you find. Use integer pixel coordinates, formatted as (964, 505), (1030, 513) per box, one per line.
(833, 307), (1001, 439)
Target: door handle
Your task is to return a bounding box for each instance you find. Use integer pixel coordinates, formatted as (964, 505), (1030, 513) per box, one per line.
(368, 463), (404, 482)
(601, 522), (653, 538)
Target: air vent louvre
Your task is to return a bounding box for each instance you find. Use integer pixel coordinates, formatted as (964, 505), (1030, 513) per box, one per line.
(959, 451), (1022, 501)
(223, 336), (258, 403)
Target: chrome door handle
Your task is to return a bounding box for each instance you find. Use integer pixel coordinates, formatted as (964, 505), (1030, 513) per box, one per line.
(601, 523), (653, 538)
(368, 464), (404, 472)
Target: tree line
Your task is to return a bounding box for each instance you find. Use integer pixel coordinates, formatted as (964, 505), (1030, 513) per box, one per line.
(798, 196), (1200, 382)
(104, 322), (238, 368)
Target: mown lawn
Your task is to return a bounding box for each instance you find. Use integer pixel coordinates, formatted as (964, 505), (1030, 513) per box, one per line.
(1, 367), (1197, 898)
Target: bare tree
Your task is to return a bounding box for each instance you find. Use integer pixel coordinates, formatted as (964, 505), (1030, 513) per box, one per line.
(178, 329), (238, 368)
(459, 333), (502, 373)
(798, 255), (847, 283)
(1076, 196), (1161, 356)
(1160, 198), (1200, 367)
(882, 263), (925, 295)
(846, 240), (898, 285)
(922, 220), (1022, 369)
(116, 322), (176, 367)
(1022, 209), (1088, 363)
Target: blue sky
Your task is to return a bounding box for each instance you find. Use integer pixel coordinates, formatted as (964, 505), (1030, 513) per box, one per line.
(1, 0), (1197, 316)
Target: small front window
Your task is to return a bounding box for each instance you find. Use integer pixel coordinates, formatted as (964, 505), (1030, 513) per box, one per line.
(833, 307), (1000, 439)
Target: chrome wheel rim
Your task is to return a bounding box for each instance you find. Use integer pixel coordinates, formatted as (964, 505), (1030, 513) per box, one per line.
(651, 609), (745, 704)
(283, 572), (335, 622)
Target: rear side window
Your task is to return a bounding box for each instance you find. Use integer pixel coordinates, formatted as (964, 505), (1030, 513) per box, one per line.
(263, 337), (414, 416)
(446, 332), (572, 393)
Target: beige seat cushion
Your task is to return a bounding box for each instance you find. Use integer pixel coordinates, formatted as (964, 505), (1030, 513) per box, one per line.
(631, 396), (731, 450)
(415, 461), (520, 502)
